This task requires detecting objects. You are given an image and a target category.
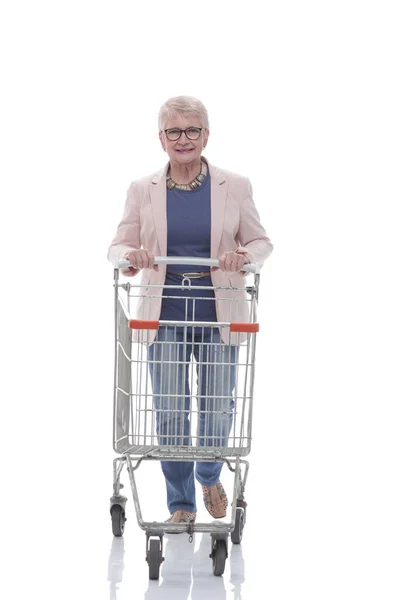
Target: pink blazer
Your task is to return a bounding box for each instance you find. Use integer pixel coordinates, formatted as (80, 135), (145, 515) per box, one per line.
(107, 159), (273, 343)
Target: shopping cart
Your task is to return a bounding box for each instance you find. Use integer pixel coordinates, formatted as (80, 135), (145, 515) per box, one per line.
(109, 256), (261, 579)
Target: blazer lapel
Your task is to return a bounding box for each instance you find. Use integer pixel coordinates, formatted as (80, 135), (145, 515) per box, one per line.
(208, 161), (227, 259)
(150, 166), (168, 256)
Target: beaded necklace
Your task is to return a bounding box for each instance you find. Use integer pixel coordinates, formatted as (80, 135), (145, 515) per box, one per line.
(166, 160), (208, 191)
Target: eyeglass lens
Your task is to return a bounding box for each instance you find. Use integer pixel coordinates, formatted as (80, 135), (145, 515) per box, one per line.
(165, 127), (202, 141)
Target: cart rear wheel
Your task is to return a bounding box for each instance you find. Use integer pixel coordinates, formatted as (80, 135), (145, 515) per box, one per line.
(231, 507), (245, 544)
(212, 540), (227, 576)
(148, 539), (163, 580)
(111, 505), (125, 537)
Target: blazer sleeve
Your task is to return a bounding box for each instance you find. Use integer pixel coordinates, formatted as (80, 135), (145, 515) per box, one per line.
(236, 179), (273, 266)
(107, 182), (142, 265)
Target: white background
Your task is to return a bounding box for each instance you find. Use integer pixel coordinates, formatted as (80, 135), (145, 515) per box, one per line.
(1, 1), (399, 599)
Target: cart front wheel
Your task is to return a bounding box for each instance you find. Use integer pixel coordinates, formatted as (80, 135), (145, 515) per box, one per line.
(212, 540), (227, 576)
(148, 539), (163, 580)
(111, 504), (126, 537)
(231, 507), (245, 544)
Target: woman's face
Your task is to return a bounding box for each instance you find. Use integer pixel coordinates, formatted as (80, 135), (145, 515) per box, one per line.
(159, 113), (209, 165)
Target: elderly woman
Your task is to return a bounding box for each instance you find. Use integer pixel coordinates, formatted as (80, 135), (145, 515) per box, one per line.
(107, 96), (273, 527)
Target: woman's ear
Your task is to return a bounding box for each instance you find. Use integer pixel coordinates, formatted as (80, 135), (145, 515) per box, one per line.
(202, 128), (210, 149)
(159, 130), (167, 151)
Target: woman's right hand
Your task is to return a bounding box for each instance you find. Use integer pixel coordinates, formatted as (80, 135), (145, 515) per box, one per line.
(122, 249), (159, 276)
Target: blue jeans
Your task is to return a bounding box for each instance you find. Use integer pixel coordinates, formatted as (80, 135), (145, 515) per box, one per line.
(148, 326), (238, 513)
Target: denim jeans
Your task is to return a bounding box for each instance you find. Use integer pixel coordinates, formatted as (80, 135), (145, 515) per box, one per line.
(148, 326), (238, 513)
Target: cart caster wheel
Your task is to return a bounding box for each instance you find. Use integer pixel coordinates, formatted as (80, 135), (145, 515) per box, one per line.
(231, 507), (246, 544)
(147, 538), (163, 580)
(211, 539), (228, 576)
(110, 504), (126, 537)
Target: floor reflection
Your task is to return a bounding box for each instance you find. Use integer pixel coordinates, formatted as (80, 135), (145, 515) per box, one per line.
(228, 544), (245, 600)
(145, 534), (195, 600)
(107, 537), (125, 600)
(191, 533), (226, 600)
(107, 532), (245, 600)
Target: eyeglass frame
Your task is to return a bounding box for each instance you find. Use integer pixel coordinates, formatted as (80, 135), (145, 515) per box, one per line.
(163, 127), (203, 141)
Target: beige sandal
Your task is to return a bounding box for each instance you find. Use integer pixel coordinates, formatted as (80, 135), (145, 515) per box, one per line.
(202, 482), (228, 518)
(165, 510), (196, 533)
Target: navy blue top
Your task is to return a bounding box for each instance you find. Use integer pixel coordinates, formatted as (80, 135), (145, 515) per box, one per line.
(160, 169), (217, 322)
(165, 169), (211, 272)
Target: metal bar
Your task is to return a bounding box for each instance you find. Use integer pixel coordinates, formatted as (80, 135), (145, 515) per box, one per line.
(116, 256), (261, 274)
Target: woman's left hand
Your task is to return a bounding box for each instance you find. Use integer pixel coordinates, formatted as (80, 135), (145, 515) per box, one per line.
(214, 251), (248, 273)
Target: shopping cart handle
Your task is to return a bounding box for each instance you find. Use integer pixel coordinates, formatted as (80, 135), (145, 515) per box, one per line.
(116, 256), (260, 274)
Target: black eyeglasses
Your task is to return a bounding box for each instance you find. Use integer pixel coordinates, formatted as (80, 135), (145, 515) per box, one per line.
(164, 127), (203, 141)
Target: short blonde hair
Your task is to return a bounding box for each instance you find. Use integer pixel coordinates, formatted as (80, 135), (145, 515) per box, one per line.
(158, 96), (210, 130)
